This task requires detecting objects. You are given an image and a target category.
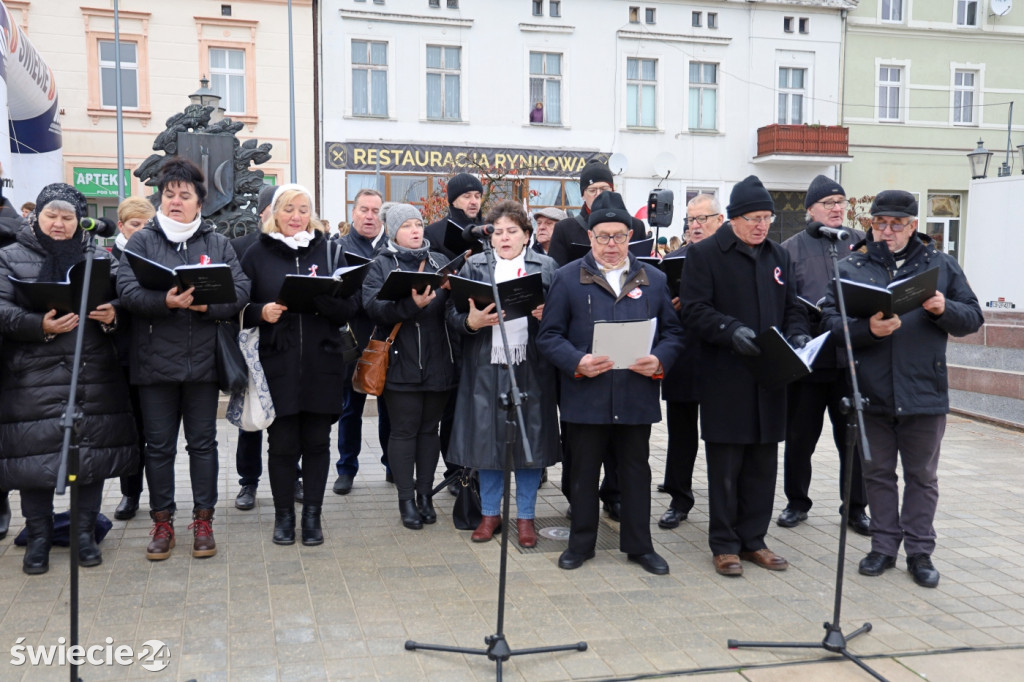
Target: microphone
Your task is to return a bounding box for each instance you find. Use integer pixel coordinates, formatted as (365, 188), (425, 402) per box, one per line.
(805, 221), (850, 241)
(79, 216), (118, 238)
(461, 223), (494, 241)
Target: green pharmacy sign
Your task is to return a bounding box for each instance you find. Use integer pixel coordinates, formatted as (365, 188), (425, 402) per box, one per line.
(73, 168), (131, 198)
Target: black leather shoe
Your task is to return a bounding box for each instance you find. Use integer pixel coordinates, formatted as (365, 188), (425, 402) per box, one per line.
(658, 508), (687, 529)
(416, 493), (437, 524)
(447, 481), (460, 496)
(301, 506), (324, 546)
(0, 490), (12, 539)
(78, 512), (103, 567)
(294, 479), (304, 504)
(656, 484), (667, 493)
(399, 499), (423, 530)
(273, 507), (296, 545)
(603, 501), (621, 522)
(848, 511), (872, 536)
(23, 516), (53, 575)
(332, 475), (354, 495)
(628, 551), (669, 575)
(114, 494), (140, 520)
(557, 549), (595, 570)
(234, 485), (256, 511)
(776, 507), (808, 528)
(907, 553), (940, 588)
(858, 551), (896, 576)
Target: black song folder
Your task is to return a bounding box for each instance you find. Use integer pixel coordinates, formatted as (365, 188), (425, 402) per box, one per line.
(124, 250), (237, 305)
(840, 267), (939, 319)
(447, 272), (544, 322)
(8, 258), (114, 315)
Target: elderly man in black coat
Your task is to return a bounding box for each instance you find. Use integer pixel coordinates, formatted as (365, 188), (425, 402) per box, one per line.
(680, 175), (809, 577)
(537, 191), (683, 575)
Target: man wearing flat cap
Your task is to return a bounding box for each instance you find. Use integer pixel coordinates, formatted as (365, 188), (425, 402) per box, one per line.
(537, 191), (683, 575)
(680, 175), (809, 577)
(820, 190), (982, 588)
(777, 175), (871, 536)
(531, 206), (566, 255)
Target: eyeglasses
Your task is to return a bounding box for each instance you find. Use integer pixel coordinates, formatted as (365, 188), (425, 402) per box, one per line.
(591, 233), (629, 245)
(870, 218), (912, 232)
(686, 213), (720, 225)
(584, 185), (611, 197)
(816, 199), (848, 210)
(735, 214), (776, 226)
(492, 227), (522, 237)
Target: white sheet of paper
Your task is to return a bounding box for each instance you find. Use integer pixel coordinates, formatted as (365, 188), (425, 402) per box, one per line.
(592, 318), (655, 370)
(795, 331), (830, 369)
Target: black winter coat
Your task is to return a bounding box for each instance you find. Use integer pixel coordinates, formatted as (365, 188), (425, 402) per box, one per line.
(337, 229), (385, 350)
(680, 223), (809, 444)
(425, 206), (478, 261)
(240, 232), (358, 416)
(0, 227), (137, 490)
(546, 208), (648, 267)
(536, 252), (684, 425)
(445, 249), (560, 470)
(362, 244), (456, 393)
(821, 232), (983, 417)
(115, 219), (250, 385)
(0, 199), (25, 249)
(660, 244), (698, 403)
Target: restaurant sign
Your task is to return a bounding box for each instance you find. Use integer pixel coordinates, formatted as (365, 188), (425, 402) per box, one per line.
(325, 141), (606, 178)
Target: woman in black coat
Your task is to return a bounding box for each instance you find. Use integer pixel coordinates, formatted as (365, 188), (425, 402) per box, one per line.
(240, 184), (358, 545)
(445, 201), (559, 547)
(0, 184), (137, 575)
(116, 158), (250, 562)
(362, 203), (456, 530)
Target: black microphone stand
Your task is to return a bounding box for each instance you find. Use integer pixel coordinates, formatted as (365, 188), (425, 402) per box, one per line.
(727, 233), (888, 681)
(406, 235), (586, 680)
(54, 229), (104, 682)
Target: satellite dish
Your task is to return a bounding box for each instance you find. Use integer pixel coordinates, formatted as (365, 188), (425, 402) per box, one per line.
(608, 152), (629, 175)
(992, 0), (1012, 16)
(653, 152), (677, 179)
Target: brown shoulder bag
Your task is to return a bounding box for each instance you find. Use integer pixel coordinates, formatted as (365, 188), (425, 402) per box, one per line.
(351, 323), (402, 396)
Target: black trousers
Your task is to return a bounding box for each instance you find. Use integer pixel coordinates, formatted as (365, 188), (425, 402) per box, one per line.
(564, 423), (652, 555)
(21, 481), (104, 519)
(705, 442), (777, 556)
(384, 389), (450, 501)
(118, 367), (148, 498)
(662, 400), (699, 513)
(782, 373), (867, 515)
(266, 412), (334, 508)
(560, 421), (620, 506)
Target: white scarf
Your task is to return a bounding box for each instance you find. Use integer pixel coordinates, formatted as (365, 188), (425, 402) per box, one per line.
(156, 211), (202, 243)
(268, 230), (314, 250)
(114, 233), (129, 250)
(490, 252), (530, 365)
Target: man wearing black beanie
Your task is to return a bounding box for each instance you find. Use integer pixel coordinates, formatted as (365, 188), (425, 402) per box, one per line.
(679, 174), (809, 577)
(547, 160), (648, 267)
(425, 172), (484, 259)
(776, 176), (870, 536)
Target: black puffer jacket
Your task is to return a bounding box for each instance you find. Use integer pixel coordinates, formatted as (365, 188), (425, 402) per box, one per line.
(115, 218), (250, 385)
(0, 226), (138, 490)
(362, 243), (456, 393)
(0, 199), (25, 249)
(240, 232), (358, 416)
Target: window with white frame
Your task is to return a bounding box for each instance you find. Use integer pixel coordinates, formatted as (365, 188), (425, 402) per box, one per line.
(99, 40), (139, 108)
(881, 0), (903, 21)
(550, 0), (561, 17)
(688, 61), (717, 130)
(956, 0), (979, 26)
(529, 52), (562, 124)
(626, 57), (657, 128)
(426, 45), (460, 120)
(778, 67), (806, 124)
(209, 47), (245, 114)
(532, 0), (542, 16)
(953, 70), (977, 124)
(352, 40), (388, 117)
(877, 65), (903, 121)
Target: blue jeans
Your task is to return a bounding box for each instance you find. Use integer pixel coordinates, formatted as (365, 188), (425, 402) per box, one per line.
(336, 386), (391, 477)
(478, 468), (543, 519)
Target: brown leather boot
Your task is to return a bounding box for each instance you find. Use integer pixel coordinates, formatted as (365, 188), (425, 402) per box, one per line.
(146, 510), (175, 561)
(516, 518), (537, 548)
(472, 515), (502, 542)
(189, 508), (216, 558)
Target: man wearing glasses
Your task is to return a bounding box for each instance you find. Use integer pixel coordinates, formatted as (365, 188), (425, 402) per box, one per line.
(656, 194), (723, 530)
(821, 190), (982, 588)
(537, 191), (683, 575)
(680, 175), (809, 577)
(777, 176), (871, 536)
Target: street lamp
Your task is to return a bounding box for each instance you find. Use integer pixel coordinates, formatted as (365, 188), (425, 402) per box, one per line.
(189, 77), (224, 122)
(967, 139), (993, 179)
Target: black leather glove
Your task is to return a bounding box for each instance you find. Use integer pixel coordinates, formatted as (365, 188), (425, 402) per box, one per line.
(789, 334), (812, 350)
(731, 326), (762, 357)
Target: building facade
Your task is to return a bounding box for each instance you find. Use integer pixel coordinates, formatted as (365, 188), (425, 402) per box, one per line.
(319, 0), (856, 242)
(842, 0), (1024, 263)
(9, 0), (314, 220)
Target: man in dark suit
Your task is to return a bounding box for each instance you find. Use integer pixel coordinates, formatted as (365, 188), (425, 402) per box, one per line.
(680, 175), (809, 577)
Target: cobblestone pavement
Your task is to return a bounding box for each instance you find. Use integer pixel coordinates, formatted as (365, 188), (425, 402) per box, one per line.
(0, 411), (1022, 681)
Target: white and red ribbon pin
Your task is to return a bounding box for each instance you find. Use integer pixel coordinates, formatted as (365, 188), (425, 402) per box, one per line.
(309, 265), (319, 276)
(773, 266), (784, 285)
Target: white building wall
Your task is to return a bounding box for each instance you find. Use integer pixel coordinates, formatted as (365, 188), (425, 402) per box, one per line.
(320, 0), (852, 239)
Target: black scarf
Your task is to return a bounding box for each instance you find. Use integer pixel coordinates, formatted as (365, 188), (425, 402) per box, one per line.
(33, 222), (85, 283)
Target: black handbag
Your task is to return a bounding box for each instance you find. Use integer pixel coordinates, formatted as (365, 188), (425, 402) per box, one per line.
(452, 469), (483, 531)
(215, 320), (248, 394)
